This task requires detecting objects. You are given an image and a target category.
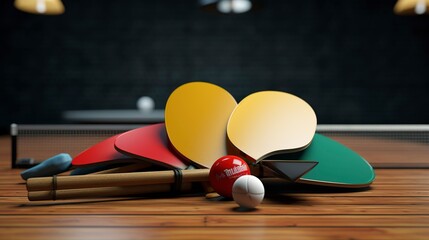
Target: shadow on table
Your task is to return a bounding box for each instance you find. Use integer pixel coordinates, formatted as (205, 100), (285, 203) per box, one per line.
(263, 178), (372, 204)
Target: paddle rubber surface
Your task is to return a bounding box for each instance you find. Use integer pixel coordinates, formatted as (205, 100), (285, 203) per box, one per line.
(227, 91), (317, 162)
(270, 133), (375, 187)
(165, 82), (237, 168)
(72, 135), (139, 166)
(114, 123), (188, 170)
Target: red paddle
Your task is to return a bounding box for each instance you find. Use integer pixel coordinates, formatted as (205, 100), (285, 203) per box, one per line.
(71, 134), (152, 175)
(72, 135), (138, 166)
(114, 123), (188, 170)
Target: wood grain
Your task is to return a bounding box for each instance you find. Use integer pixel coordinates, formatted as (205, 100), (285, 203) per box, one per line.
(0, 227), (428, 240)
(1, 135), (429, 239)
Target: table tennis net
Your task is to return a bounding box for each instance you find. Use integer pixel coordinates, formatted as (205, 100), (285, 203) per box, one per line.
(10, 124), (429, 168)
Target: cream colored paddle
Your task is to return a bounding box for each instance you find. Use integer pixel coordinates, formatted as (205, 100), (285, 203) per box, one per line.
(226, 91), (318, 180)
(227, 91), (317, 162)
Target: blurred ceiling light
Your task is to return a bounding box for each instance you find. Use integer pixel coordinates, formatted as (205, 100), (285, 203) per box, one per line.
(394, 0), (429, 15)
(14, 0), (65, 15)
(199, 0), (260, 14)
(218, 0), (252, 13)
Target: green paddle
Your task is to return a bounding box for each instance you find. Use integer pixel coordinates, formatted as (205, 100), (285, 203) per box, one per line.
(268, 133), (375, 188)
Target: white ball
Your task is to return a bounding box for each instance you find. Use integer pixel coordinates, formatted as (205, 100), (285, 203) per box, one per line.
(137, 96), (155, 112)
(232, 175), (265, 208)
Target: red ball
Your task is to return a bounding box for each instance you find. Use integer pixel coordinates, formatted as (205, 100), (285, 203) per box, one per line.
(209, 155), (251, 198)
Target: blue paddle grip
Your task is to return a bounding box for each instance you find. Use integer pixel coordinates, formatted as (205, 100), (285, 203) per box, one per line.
(20, 153), (72, 180)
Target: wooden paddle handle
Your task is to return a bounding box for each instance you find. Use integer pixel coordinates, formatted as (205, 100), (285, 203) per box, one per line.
(28, 183), (194, 201)
(27, 169), (209, 192)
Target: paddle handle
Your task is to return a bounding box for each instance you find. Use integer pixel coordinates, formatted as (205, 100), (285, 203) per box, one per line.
(27, 169), (209, 192)
(28, 183), (193, 201)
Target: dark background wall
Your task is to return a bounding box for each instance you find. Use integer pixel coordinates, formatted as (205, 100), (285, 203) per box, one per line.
(1, 0), (428, 133)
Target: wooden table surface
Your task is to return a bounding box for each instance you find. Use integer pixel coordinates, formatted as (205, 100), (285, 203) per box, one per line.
(1, 135), (428, 239)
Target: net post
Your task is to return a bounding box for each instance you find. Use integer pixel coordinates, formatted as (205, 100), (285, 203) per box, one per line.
(11, 123), (18, 169)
